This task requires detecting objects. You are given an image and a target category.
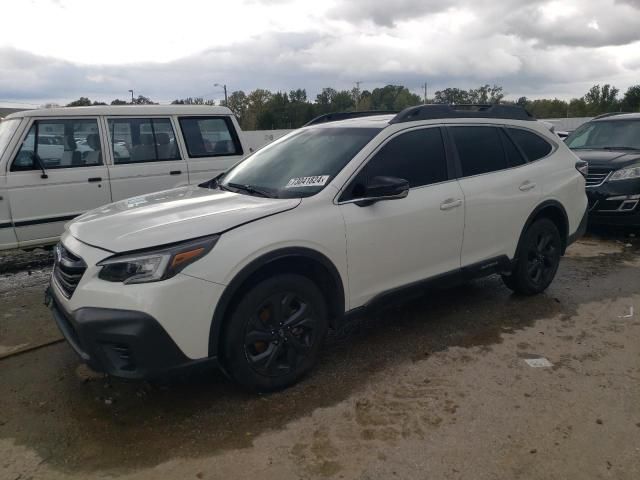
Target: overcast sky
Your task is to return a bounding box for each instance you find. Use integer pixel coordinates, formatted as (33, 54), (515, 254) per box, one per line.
(2, 0), (640, 107)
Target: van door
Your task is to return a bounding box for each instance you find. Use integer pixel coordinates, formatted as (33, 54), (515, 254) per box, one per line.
(5, 117), (111, 246)
(0, 117), (21, 249)
(177, 116), (244, 184)
(106, 117), (189, 201)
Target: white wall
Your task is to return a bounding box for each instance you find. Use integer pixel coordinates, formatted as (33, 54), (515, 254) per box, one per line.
(541, 117), (592, 132)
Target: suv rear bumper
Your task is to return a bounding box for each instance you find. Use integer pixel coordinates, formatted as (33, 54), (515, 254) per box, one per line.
(46, 286), (217, 379)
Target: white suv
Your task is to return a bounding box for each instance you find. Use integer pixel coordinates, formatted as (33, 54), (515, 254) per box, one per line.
(46, 105), (588, 391)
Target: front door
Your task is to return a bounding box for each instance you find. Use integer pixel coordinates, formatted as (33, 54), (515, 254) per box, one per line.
(6, 117), (111, 246)
(338, 126), (465, 308)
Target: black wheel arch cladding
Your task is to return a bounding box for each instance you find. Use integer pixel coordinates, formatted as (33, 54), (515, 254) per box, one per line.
(208, 247), (346, 357)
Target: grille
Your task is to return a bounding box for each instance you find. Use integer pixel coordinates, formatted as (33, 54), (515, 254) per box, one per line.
(53, 243), (87, 298)
(585, 169), (612, 187)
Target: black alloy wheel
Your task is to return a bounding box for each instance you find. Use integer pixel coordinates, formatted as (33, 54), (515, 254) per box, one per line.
(223, 274), (328, 391)
(502, 218), (562, 295)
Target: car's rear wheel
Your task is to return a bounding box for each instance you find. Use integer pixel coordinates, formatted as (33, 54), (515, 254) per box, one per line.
(222, 274), (328, 392)
(502, 218), (562, 295)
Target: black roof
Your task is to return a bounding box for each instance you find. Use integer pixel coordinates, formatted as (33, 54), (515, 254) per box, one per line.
(389, 104), (535, 123)
(303, 110), (397, 127)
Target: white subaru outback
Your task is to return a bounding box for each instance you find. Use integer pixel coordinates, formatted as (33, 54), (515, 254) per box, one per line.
(46, 105), (588, 392)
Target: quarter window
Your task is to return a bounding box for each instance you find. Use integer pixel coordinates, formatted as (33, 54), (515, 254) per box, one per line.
(179, 116), (241, 157)
(507, 128), (552, 161)
(451, 126), (508, 177)
(108, 118), (181, 164)
(11, 119), (102, 171)
(345, 128), (448, 200)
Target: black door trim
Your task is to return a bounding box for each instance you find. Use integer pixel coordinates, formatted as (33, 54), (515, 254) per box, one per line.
(13, 213), (79, 228)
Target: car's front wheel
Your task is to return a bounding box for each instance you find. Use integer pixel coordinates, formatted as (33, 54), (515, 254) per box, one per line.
(222, 274), (328, 392)
(502, 218), (562, 295)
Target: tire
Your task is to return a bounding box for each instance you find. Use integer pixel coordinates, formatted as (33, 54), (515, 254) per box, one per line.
(502, 218), (562, 295)
(222, 274), (328, 392)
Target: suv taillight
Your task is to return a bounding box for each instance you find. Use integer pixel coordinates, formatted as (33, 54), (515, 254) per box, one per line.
(575, 160), (588, 178)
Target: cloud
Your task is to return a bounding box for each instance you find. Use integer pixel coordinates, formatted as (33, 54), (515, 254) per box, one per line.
(1, 0), (640, 105)
(329, 0), (455, 27)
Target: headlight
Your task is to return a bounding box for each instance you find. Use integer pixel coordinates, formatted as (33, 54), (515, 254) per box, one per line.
(609, 166), (640, 181)
(97, 235), (219, 284)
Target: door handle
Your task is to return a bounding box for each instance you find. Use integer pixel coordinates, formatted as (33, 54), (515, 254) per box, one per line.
(170, 170), (182, 175)
(440, 198), (463, 210)
(519, 181), (536, 192)
(88, 177), (102, 183)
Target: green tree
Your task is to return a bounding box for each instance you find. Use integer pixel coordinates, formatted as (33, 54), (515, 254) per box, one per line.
(132, 95), (156, 105)
(171, 97), (215, 105)
(370, 85), (421, 110)
(66, 97), (92, 107)
(226, 90), (249, 125)
(110, 99), (128, 105)
(433, 88), (471, 104)
(621, 85), (640, 112)
(583, 84), (619, 115)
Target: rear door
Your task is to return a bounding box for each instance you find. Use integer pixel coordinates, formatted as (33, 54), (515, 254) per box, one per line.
(449, 125), (543, 266)
(5, 117), (111, 245)
(106, 117), (189, 201)
(177, 116), (244, 184)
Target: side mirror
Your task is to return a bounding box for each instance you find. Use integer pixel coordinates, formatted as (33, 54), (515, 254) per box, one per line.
(355, 176), (409, 207)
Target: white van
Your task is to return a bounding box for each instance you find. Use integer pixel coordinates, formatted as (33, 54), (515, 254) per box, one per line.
(0, 105), (247, 250)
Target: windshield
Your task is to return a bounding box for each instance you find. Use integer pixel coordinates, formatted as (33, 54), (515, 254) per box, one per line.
(0, 119), (20, 160)
(566, 120), (640, 150)
(219, 127), (382, 198)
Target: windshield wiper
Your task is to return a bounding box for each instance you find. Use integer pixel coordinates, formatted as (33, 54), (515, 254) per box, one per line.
(225, 182), (275, 198)
(601, 146), (640, 151)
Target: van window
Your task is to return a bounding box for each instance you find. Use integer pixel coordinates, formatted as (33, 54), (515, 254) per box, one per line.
(451, 126), (509, 177)
(11, 119), (102, 171)
(179, 116), (241, 157)
(507, 128), (553, 161)
(0, 119), (20, 160)
(108, 118), (181, 164)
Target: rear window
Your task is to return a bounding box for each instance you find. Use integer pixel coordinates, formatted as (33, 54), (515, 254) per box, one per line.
(179, 116), (242, 157)
(507, 128), (553, 161)
(108, 118), (181, 164)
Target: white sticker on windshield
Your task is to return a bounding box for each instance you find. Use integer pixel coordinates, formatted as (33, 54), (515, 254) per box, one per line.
(285, 175), (330, 188)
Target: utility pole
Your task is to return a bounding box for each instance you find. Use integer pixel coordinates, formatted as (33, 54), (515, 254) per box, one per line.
(423, 82), (428, 104)
(215, 83), (228, 106)
(128, 89), (134, 104)
(354, 81), (362, 111)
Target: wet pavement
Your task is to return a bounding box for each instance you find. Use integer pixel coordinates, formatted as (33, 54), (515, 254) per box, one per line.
(0, 231), (639, 479)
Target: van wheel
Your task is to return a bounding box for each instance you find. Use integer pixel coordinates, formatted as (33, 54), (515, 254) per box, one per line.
(502, 218), (561, 295)
(222, 274), (328, 392)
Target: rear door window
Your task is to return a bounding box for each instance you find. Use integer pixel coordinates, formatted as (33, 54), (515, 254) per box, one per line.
(451, 126), (509, 177)
(507, 128), (553, 161)
(179, 116), (242, 157)
(11, 119), (102, 171)
(108, 118), (181, 164)
(500, 129), (526, 167)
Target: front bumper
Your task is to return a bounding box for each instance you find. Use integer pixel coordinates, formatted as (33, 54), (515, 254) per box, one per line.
(46, 286), (218, 379)
(586, 178), (640, 227)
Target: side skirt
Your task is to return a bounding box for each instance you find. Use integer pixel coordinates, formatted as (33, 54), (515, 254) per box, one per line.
(341, 255), (513, 324)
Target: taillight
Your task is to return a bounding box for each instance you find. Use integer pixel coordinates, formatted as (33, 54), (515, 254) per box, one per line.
(575, 160), (588, 178)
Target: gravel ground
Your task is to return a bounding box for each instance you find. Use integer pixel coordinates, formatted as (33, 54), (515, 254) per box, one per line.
(0, 230), (638, 479)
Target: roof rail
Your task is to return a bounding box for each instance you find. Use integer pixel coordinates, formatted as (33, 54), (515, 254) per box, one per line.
(303, 110), (397, 127)
(389, 104), (535, 124)
(592, 112), (628, 120)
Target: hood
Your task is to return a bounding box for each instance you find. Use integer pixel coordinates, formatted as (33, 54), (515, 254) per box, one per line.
(69, 186), (300, 252)
(572, 149), (640, 169)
